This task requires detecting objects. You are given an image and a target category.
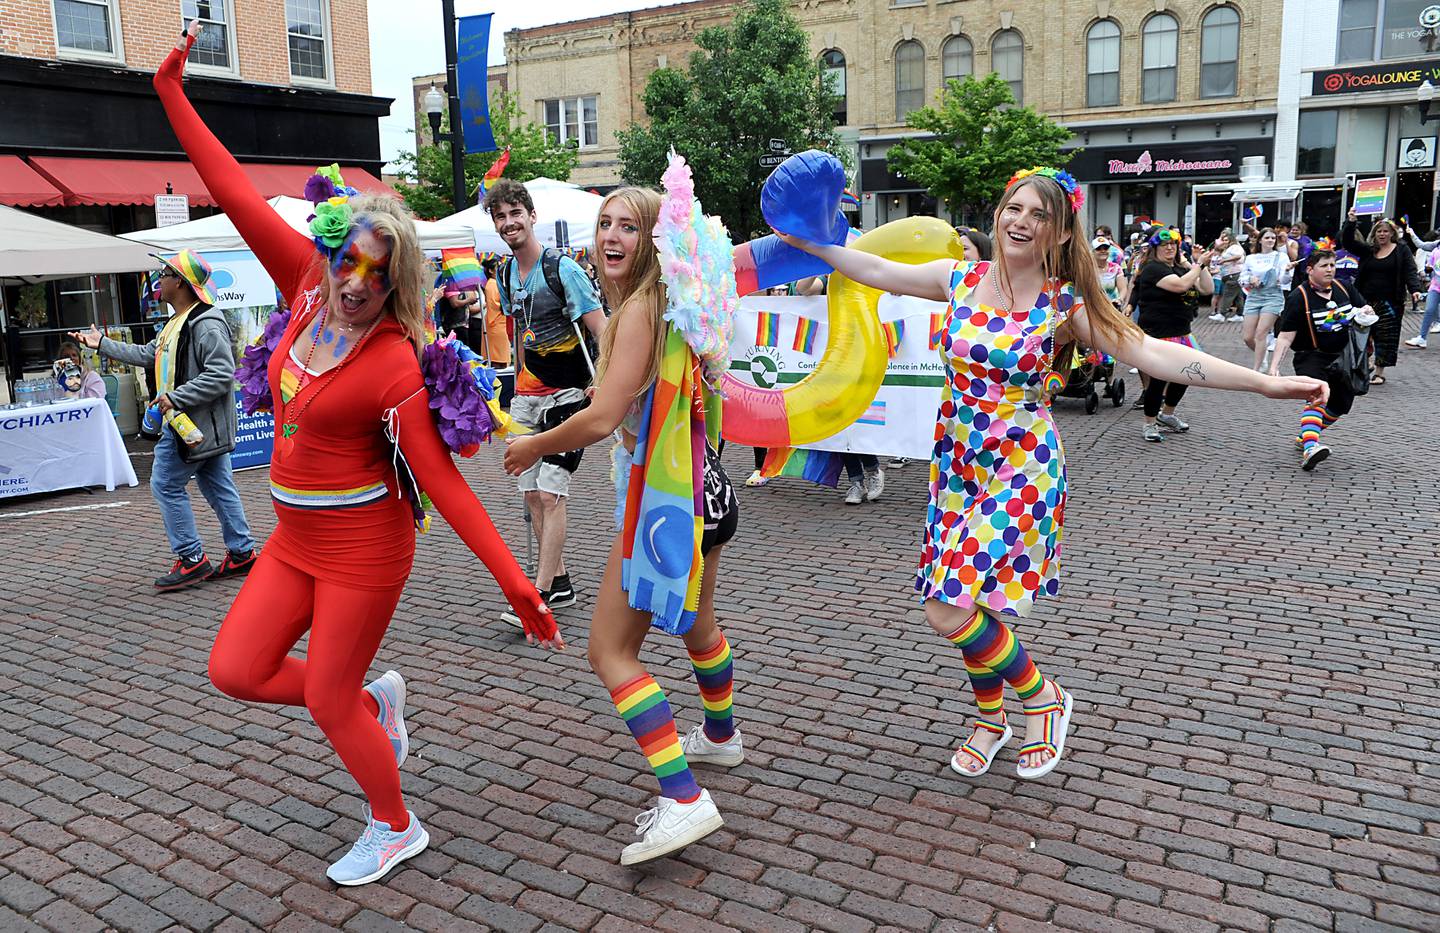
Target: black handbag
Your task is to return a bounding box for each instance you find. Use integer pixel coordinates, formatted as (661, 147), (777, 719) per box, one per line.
(538, 396), (589, 472)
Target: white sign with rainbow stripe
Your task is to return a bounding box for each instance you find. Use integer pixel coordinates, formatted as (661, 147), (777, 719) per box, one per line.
(728, 294), (948, 459)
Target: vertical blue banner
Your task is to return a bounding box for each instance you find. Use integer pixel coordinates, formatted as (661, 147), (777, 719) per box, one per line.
(457, 14), (497, 153)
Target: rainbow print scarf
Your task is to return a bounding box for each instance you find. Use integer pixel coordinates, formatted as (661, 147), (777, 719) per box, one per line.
(620, 324), (708, 635)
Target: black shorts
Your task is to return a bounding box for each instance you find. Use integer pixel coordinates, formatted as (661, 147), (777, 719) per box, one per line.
(700, 448), (738, 556)
(1293, 351), (1355, 418)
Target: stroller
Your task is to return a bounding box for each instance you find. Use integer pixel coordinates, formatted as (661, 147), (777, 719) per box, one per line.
(1048, 344), (1125, 414)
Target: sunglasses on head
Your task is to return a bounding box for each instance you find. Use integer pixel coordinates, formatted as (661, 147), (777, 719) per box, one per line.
(158, 268), (181, 280)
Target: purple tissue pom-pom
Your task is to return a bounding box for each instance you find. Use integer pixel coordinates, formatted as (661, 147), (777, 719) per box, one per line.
(303, 174), (336, 204)
(420, 338), (497, 454)
(235, 308), (292, 415)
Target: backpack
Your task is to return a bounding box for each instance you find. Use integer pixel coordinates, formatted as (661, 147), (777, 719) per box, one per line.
(496, 247), (566, 312)
(1300, 283), (1372, 396)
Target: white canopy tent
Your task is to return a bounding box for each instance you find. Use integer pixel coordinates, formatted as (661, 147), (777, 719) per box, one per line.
(0, 204), (163, 285)
(449, 177), (604, 254)
(121, 196), (477, 252)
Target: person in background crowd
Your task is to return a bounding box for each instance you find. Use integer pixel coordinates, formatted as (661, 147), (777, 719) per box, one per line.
(1343, 209), (1422, 385)
(1402, 227), (1440, 349)
(841, 453), (884, 505)
(434, 286), (476, 346)
(1207, 229), (1247, 322)
(73, 249), (256, 591)
(488, 178), (607, 608)
(476, 258), (511, 366)
(957, 227), (994, 263)
(1240, 228), (1289, 372)
(55, 340), (107, 399)
(1270, 250), (1371, 471)
(1133, 228), (1215, 441)
(1094, 237), (1128, 309)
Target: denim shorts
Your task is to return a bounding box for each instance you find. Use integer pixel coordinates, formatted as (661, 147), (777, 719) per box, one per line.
(1243, 288), (1284, 317)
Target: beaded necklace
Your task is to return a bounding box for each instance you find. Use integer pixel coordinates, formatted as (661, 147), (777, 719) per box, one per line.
(275, 304), (379, 460)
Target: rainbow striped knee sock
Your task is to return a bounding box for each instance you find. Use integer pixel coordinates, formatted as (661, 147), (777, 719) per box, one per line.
(611, 674), (701, 803)
(1299, 407), (1325, 452)
(946, 612), (1045, 701)
(688, 634), (735, 742)
(965, 658), (1006, 718)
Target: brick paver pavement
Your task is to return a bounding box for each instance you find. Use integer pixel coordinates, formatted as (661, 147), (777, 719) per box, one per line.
(1, 318), (1437, 933)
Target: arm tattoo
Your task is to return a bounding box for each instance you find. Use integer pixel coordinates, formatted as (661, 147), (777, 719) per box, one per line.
(1180, 361), (1207, 382)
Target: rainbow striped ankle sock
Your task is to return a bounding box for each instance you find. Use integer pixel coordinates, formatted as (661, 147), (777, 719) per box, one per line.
(688, 634), (735, 742)
(946, 612), (1044, 701)
(611, 674), (701, 803)
(965, 659), (1005, 718)
(1299, 407), (1324, 452)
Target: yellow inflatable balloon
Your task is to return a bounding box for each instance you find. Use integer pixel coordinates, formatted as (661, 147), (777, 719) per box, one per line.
(722, 216), (966, 448)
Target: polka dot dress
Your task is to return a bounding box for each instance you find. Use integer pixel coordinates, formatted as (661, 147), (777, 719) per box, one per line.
(915, 260), (1077, 618)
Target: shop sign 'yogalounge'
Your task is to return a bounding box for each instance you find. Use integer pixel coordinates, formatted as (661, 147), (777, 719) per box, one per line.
(1311, 58), (1440, 96)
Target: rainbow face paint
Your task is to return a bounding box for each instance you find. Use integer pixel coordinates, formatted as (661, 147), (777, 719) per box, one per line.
(330, 223), (391, 293)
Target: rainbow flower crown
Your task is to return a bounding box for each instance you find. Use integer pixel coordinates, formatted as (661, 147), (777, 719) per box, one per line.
(1007, 167), (1084, 214)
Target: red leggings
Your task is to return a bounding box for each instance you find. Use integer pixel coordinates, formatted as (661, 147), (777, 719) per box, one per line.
(209, 553), (407, 828)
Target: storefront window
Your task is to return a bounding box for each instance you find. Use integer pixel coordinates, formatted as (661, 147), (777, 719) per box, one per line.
(1120, 183), (1156, 228)
(1343, 108), (1389, 174)
(1381, 0), (1440, 60)
(1298, 109), (1339, 176)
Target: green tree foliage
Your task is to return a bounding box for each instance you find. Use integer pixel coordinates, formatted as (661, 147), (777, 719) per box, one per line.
(616, 0), (847, 241)
(392, 90), (580, 219)
(886, 74), (1073, 224)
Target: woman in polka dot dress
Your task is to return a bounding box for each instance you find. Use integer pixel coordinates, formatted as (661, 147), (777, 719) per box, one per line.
(778, 169), (1327, 780)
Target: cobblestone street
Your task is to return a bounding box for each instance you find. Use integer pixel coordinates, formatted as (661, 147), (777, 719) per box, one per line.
(2, 318), (1437, 932)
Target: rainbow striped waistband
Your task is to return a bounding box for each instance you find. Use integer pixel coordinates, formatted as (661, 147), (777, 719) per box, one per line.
(270, 480), (389, 510)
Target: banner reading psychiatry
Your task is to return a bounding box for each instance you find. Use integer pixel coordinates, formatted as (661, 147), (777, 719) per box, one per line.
(728, 294), (946, 460)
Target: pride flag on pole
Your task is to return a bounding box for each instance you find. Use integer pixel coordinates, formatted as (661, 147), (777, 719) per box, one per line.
(478, 148), (510, 203)
(440, 248), (483, 295)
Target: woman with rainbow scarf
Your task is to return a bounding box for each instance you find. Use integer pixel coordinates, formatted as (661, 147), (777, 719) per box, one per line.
(504, 154), (741, 865)
(778, 167), (1327, 781)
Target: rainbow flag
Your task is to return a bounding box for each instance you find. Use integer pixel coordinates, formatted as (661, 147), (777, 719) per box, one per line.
(761, 446), (843, 487)
(857, 400), (886, 426)
(792, 317), (819, 355)
(929, 312), (946, 350)
(882, 320), (904, 358)
(477, 147), (510, 202)
(756, 311), (780, 347)
(440, 248), (482, 295)
(1241, 203), (1263, 223)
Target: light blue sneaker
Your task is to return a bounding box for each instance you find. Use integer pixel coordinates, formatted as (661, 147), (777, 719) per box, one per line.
(365, 670), (408, 767)
(326, 807), (429, 886)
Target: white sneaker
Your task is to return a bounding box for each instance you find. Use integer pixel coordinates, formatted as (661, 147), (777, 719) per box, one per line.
(1207, 313), (1225, 322)
(364, 671), (408, 768)
(863, 469), (885, 502)
(1405, 335), (1428, 349)
(844, 480), (864, 505)
(619, 791), (724, 866)
(888, 456), (909, 467)
(1155, 412), (1189, 433)
(1431, 322), (1440, 334)
(680, 724), (745, 767)
(1226, 314), (1243, 322)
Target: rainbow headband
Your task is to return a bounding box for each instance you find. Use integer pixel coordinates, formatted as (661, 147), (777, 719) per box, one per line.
(1007, 167), (1084, 214)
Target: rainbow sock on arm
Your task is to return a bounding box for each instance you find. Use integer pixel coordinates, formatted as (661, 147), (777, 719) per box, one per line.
(945, 611), (1045, 701)
(688, 634), (735, 742)
(611, 674), (702, 803)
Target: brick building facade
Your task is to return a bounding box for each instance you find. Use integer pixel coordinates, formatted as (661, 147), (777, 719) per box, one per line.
(493, 0), (1279, 235)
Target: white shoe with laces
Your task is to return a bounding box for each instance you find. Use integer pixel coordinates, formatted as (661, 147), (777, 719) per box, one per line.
(864, 469), (885, 502)
(1431, 322), (1440, 334)
(680, 724), (745, 766)
(1405, 335), (1428, 349)
(1155, 412), (1189, 433)
(619, 790), (724, 866)
(844, 480), (864, 505)
(326, 807), (429, 886)
(1207, 313), (1225, 322)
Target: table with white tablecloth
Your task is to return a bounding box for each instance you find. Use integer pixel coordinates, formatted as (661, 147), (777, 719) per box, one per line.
(0, 398), (138, 498)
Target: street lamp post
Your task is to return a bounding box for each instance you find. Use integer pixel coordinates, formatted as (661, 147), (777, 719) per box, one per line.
(1419, 80), (1438, 124)
(439, 0), (468, 210)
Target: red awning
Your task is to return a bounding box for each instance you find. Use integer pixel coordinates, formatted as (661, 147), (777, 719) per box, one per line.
(0, 155), (66, 208)
(26, 157), (397, 207)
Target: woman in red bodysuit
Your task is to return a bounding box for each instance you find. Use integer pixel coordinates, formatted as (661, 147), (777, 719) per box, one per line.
(155, 23), (561, 887)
